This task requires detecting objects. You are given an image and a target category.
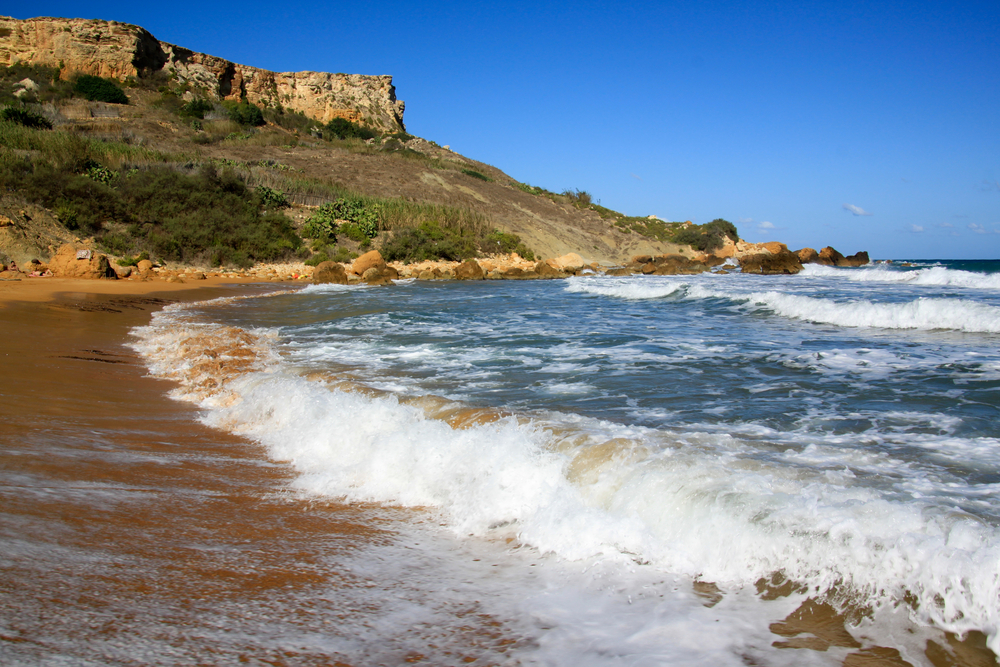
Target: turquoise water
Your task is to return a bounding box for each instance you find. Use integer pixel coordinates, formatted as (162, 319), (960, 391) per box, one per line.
(133, 259), (1000, 665)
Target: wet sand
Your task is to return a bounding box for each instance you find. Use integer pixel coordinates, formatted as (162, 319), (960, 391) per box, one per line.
(0, 278), (521, 665)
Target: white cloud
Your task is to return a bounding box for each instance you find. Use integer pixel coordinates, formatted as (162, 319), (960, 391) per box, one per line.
(759, 221), (775, 229)
(909, 225), (924, 233)
(968, 223), (989, 234)
(938, 222), (954, 228)
(843, 203), (872, 216)
(630, 173), (642, 181)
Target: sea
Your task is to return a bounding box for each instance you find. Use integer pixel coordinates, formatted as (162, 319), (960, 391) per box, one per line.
(130, 259), (1000, 666)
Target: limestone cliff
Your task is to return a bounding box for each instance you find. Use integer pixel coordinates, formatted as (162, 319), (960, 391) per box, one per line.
(0, 16), (405, 131)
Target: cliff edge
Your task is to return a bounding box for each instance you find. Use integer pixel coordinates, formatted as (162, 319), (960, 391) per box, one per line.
(0, 16), (405, 132)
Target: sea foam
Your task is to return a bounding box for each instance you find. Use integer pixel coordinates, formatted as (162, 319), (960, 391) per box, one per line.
(801, 263), (1000, 290)
(131, 303), (1000, 653)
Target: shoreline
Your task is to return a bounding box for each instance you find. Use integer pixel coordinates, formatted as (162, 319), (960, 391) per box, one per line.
(0, 276), (528, 664)
(4, 276), (997, 665)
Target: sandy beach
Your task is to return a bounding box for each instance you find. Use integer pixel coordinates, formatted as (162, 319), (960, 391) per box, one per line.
(0, 276), (525, 665)
(5, 275), (999, 666)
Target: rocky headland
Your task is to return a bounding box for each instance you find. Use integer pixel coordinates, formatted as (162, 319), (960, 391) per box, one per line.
(0, 15), (870, 285)
(0, 16), (404, 131)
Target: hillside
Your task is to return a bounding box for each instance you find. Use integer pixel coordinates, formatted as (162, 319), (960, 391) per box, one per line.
(0, 15), (714, 269)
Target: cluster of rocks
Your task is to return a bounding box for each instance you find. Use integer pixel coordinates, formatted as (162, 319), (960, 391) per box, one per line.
(734, 243), (870, 275)
(1, 241), (872, 285)
(312, 251), (604, 285)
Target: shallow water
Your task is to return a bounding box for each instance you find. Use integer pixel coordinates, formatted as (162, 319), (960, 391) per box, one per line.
(128, 260), (1000, 665)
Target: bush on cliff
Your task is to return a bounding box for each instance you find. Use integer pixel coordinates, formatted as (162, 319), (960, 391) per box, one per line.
(670, 218), (738, 252)
(73, 74), (129, 104)
(381, 221), (477, 263)
(325, 117), (378, 141)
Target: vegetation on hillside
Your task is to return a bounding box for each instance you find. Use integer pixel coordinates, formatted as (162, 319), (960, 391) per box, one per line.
(73, 74), (129, 104)
(0, 63), (742, 266)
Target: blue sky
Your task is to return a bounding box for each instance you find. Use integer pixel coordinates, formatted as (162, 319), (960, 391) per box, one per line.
(6, 1), (999, 258)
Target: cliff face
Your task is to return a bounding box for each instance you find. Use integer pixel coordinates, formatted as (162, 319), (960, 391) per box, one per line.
(0, 16), (405, 131)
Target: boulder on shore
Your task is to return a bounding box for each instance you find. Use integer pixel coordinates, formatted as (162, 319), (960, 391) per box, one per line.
(534, 260), (568, 279)
(351, 250), (386, 276)
(454, 259), (485, 280)
(48, 244), (117, 279)
(312, 261), (348, 285)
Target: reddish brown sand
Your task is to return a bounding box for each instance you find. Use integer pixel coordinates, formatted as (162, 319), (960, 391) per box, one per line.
(1, 277), (995, 666)
(0, 277), (523, 665)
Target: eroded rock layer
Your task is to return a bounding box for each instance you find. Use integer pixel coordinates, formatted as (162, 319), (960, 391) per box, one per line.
(0, 16), (405, 131)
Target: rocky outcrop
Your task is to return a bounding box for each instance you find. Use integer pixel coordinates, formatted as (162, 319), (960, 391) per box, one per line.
(794, 246), (870, 267)
(738, 247), (803, 275)
(0, 16), (405, 131)
(47, 244), (117, 279)
(796, 247), (819, 263)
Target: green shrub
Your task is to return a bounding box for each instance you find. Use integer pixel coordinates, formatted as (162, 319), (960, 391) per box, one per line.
(73, 74), (129, 104)
(254, 185), (289, 209)
(480, 228), (534, 260)
(304, 244), (357, 266)
(0, 106), (53, 129)
(117, 251), (149, 267)
(180, 98), (214, 119)
(337, 222), (369, 244)
(228, 101), (264, 126)
(305, 198), (380, 239)
(85, 162), (117, 185)
(670, 218), (739, 252)
(461, 169), (491, 182)
(325, 117), (377, 141)
(563, 188), (592, 206)
(381, 221), (477, 263)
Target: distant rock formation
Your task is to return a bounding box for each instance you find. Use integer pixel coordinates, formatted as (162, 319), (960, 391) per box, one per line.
(0, 16), (405, 131)
(737, 242), (804, 275)
(795, 246), (870, 267)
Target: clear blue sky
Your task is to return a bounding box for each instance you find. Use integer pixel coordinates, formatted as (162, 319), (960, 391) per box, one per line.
(6, 1), (1000, 258)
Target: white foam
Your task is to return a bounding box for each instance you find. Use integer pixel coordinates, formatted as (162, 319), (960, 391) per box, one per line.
(801, 263), (1000, 290)
(688, 286), (1000, 333)
(130, 295), (1000, 657)
(565, 276), (687, 299)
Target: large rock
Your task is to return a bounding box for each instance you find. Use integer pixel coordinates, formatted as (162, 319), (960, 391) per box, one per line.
(817, 247), (845, 266)
(534, 260), (568, 279)
(815, 247), (870, 267)
(351, 250), (386, 276)
(312, 261), (348, 285)
(650, 254), (711, 275)
(551, 252), (586, 274)
(842, 251), (870, 267)
(47, 244), (117, 279)
(739, 250), (803, 275)
(796, 247), (819, 263)
(0, 16), (405, 131)
(454, 259), (485, 280)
